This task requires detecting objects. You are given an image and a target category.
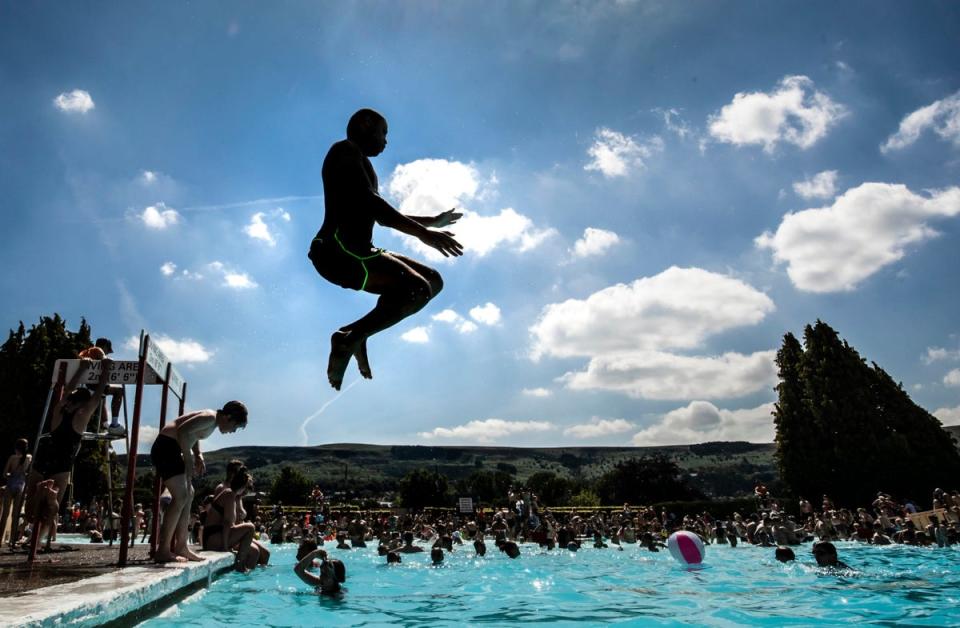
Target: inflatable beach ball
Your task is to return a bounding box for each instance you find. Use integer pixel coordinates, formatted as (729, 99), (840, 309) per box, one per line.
(667, 531), (705, 566)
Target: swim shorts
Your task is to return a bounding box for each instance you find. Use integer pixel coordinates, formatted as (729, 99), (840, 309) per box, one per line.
(308, 232), (384, 292)
(150, 434), (186, 481)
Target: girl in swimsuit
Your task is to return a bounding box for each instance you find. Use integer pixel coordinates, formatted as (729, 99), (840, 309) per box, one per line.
(203, 470), (258, 571)
(1, 438), (30, 546)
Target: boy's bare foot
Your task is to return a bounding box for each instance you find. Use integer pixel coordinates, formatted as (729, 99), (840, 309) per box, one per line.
(328, 330), (355, 390)
(177, 547), (205, 562)
(355, 339), (372, 379)
(154, 550), (188, 563)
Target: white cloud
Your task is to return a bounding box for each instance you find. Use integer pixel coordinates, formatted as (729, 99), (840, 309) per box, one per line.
(387, 159), (555, 260)
(124, 334), (213, 363)
(53, 89), (95, 113)
(419, 418), (554, 443)
(469, 303), (501, 326)
(924, 346), (960, 364)
(572, 227), (621, 258)
(756, 183), (960, 292)
(432, 309), (478, 334)
(945, 369), (960, 387)
(401, 326), (430, 343)
(632, 401), (776, 446)
(140, 203), (181, 230)
(559, 350), (777, 400)
(141, 170), (158, 184)
(530, 266), (774, 360)
(244, 208), (290, 246)
(564, 417), (635, 439)
(522, 387), (552, 398)
(160, 262), (177, 276)
(658, 108), (694, 140)
(584, 127), (664, 178)
(708, 75), (846, 152)
(793, 170), (838, 200)
(882, 90), (960, 153)
(933, 405), (960, 426)
(245, 212), (276, 246)
(207, 261), (258, 289)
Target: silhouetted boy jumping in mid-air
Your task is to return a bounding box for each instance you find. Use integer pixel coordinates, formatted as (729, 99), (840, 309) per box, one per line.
(310, 109), (463, 390)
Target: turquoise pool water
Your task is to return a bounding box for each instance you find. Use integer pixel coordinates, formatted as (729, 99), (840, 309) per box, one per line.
(142, 541), (960, 626)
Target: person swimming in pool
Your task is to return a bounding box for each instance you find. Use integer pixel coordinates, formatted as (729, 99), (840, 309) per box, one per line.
(309, 108), (464, 390)
(295, 541), (346, 595)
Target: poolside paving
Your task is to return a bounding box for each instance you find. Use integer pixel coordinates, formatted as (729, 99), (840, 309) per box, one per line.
(0, 544), (233, 627)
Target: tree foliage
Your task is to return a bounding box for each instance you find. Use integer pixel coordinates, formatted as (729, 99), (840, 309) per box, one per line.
(595, 455), (702, 505)
(270, 466), (312, 505)
(524, 471), (573, 506)
(773, 320), (960, 505)
(398, 468), (449, 510)
(455, 470), (511, 504)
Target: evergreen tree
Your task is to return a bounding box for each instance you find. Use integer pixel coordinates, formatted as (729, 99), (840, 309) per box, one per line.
(594, 455), (702, 505)
(270, 466), (312, 505)
(773, 320), (960, 506)
(398, 468), (449, 510)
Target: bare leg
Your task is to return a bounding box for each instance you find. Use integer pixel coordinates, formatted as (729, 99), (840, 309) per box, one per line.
(355, 339), (372, 379)
(173, 483), (203, 561)
(327, 252), (442, 390)
(155, 476), (189, 563)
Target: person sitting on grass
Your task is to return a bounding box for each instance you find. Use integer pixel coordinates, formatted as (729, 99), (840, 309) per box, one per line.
(150, 401), (248, 563)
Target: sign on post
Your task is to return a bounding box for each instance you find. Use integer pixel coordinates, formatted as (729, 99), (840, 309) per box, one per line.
(143, 338), (185, 398)
(458, 497), (474, 514)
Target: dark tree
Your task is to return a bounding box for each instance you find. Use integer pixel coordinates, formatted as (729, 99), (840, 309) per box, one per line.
(595, 455), (702, 505)
(270, 466), (312, 505)
(524, 471), (573, 506)
(0, 315), (93, 454)
(773, 320), (960, 506)
(398, 468), (449, 510)
(455, 470), (512, 504)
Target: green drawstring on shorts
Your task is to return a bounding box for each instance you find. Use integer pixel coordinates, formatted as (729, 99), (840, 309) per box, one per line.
(333, 229), (382, 291)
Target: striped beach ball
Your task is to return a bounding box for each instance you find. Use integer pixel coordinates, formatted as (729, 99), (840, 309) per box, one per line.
(667, 530), (705, 566)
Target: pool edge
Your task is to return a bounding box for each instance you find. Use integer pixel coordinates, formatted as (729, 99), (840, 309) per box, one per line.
(3, 552), (235, 627)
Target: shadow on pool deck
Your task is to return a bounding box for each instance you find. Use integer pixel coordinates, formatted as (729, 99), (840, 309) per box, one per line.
(0, 543), (158, 597)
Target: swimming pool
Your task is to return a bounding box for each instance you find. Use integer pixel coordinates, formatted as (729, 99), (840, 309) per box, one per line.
(142, 541), (960, 626)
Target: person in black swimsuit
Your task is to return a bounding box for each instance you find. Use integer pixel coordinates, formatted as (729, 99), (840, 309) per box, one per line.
(310, 108), (465, 390)
(24, 357), (112, 548)
(150, 402), (248, 563)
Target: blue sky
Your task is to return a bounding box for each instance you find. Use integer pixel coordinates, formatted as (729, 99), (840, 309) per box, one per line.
(2, 1), (959, 452)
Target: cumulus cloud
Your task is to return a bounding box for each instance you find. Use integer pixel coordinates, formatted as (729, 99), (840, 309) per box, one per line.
(469, 303), (501, 326)
(419, 418), (554, 443)
(708, 76), (846, 152)
(530, 266), (774, 360)
(584, 127), (664, 178)
(124, 334), (213, 363)
(244, 208), (291, 246)
(160, 262), (177, 276)
(631, 401), (776, 446)
(401, 326), (430, 343)
(933, 405), (960, 426)
(522, 387), (552, 398)
(793, 170), (838, 200)
(387, 159), (555, 261)
(141, 170), (158, 184)
(432, 309), (478, 334)
(572, 227), (621, 258)
(756, 183), (960, 292)
(882, 90), (960, 153)
(924, 346), (960, 364)
(564, 418), (635, 439)
(945, 369), (960, 387)
(140, 202), (181, 229)
(559, 350), (777, 400)
(208, 261), (258, 289)
(53, 89), (95, 113)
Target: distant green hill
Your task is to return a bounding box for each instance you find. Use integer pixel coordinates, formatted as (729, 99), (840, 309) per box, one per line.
(124, 425), (959, 502)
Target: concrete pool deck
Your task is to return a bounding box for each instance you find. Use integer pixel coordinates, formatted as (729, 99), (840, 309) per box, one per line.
(0, 545), (233, 627)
